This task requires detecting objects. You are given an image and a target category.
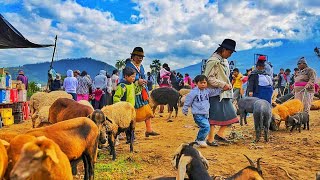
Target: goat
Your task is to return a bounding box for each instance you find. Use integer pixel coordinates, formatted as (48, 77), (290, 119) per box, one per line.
(149, 87), (180, 122)
(172, 142), (211, 180)
(0, 139), (9, 179)
(25, 117), (103, 180)
(10, 136), (73, 180)
(237, 97), (260, 126)
(253, 99), (272, 142)
(213, 155), (263, 180)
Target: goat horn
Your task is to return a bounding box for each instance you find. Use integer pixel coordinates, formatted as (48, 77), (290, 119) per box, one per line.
(257, 158), (262, 171)
(243, 154), (255, 167)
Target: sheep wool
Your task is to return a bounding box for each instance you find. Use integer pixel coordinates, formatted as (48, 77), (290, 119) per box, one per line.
(78, 100), (94, 111)
(311, 100), (320, 110)
(272, 99), (303, 121)
(101, 102), (136, 128)
(0, 139), (8, 180)
(179, 89), (191, 96)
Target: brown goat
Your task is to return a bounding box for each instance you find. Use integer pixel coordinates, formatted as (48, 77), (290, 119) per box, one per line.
(25, 117), (102, 180)
(48, 98), (93, 124)
(213, 155), (263, 180)
(10, 136), (73, 180)
(0, 139), (9, 179)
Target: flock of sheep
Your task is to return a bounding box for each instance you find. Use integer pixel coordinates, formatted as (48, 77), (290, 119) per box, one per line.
(0, 87), (319, 179)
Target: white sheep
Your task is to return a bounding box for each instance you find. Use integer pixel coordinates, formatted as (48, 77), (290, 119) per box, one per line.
(101, 102), (136, 160)
(30, 91), (72, 128)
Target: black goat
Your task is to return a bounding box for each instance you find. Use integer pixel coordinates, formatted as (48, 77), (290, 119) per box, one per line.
(149, 87), (180, 122)
(172, 142), (211, 180)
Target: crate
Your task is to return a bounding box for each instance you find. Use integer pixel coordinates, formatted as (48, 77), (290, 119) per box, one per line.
(0, 75), (5, 89)
(23, 102), (30, 120)
(3, 116), (14, 126)
(0, 90), (5, 103)
(18, 90), (27, 102)
(10, 89), (18, 103)
(13, 112), (23, 124)
(5, 90), (10, 103)
(0, 108), (12, 118)
(12, 102), (23, 113)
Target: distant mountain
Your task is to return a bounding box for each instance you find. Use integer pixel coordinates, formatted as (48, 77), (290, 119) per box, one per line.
(6, 58), (116, 84)
(176, 39), (320, 78)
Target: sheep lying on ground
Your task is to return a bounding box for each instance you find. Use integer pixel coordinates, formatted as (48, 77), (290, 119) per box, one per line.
(33, 106), (51, 127)
(10, 136), (73, 180)
(30, 91), (72, 128)
(286, 112), (310, 132)
(0, 139), (9, 180)
(237, 97), (260, 126)
(311, 100), (320, 110)
(272, 99), (303, 129)
(25, 117), (103, 180)
(172, 142), (210, 180)
(213, 155), (263, 180)
(253, 99), (272, 142)
(149, 87), (180, 122)
(101, 102), (136, 160)
(49, 98), (93, 124)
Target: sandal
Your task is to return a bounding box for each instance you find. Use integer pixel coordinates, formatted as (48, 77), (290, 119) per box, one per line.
(214, 134), (231, 144)
(145, 131), (160, 137)
(206, 140), (219, 147)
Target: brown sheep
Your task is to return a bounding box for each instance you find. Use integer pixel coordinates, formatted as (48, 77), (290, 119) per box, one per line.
(48, 98), (93, 124)
(311, 100), (320, 110)
(272, 99), (303, 129)
(5, 134), (37, 179)
(0, 139), (9, 179)
(25, 117), (102, 180)
(30, 91), (72, 128)
(10, 136), (73, 180)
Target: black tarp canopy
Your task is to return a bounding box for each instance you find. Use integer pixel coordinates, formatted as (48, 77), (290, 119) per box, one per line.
(0, 14), (53, 49)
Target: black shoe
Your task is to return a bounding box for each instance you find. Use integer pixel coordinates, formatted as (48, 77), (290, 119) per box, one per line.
(214, 134), (231, 144)
(145, 131), (160, 137)
(206, 140), (219, 147)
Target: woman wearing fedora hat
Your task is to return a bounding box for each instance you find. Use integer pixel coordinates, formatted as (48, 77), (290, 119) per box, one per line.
(125, 47), (159, 137)
(204, 39), (239, 146)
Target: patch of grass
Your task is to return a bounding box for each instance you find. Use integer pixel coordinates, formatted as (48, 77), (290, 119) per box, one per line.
(95, 154), (143, 180)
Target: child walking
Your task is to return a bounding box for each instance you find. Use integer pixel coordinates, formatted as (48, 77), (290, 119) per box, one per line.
(182, 75), (221, 147)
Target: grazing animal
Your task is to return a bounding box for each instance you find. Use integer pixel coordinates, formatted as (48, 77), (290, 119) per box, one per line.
(253, 99), (272, 142)
(237, 97), (260, 126)
(101, 102), (136, 160)
(49, 98), (93, 124)
(213, 155), (263, 180)
(286, 112), (310, 132)
(272, 99), (303, 130)
(10, 136), (73, 180)
(30, 91), (72, 128)
(172, 143), (211, 180)
(311, 100), (320, 110)
(149, 87), (180, 121)
(275, 93), (294, 104)
(25, 117), (103, 180)
(0, 139), (9, 180)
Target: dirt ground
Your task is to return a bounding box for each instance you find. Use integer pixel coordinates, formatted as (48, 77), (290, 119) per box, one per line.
(1, 108), (320, 180)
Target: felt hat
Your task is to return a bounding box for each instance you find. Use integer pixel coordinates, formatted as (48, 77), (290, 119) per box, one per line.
(219, 39), (236, 52)
(131, 47), (144, 57)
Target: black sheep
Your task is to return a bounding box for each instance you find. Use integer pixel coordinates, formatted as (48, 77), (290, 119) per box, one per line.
(150, 87), (180, 122)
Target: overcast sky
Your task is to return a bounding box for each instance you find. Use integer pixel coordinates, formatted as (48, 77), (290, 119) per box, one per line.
(1, 0), (319, 71)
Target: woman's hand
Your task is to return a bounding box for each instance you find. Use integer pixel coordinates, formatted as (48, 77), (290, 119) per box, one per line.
(249, 92), (253, 97)
(223, 84), (232, 91)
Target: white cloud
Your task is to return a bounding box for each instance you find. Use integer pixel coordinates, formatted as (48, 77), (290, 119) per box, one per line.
(0, 0), (319, 71)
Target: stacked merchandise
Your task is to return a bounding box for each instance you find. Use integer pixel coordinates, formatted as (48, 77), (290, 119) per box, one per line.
(0, 68), (29, 125)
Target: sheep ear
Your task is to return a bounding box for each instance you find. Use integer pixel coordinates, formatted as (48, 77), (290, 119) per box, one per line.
(45, 147), (59, 164)
(0, 139), (9, 150)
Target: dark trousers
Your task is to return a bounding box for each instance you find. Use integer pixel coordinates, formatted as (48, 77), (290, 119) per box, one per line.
(68, 93), (77, 101)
